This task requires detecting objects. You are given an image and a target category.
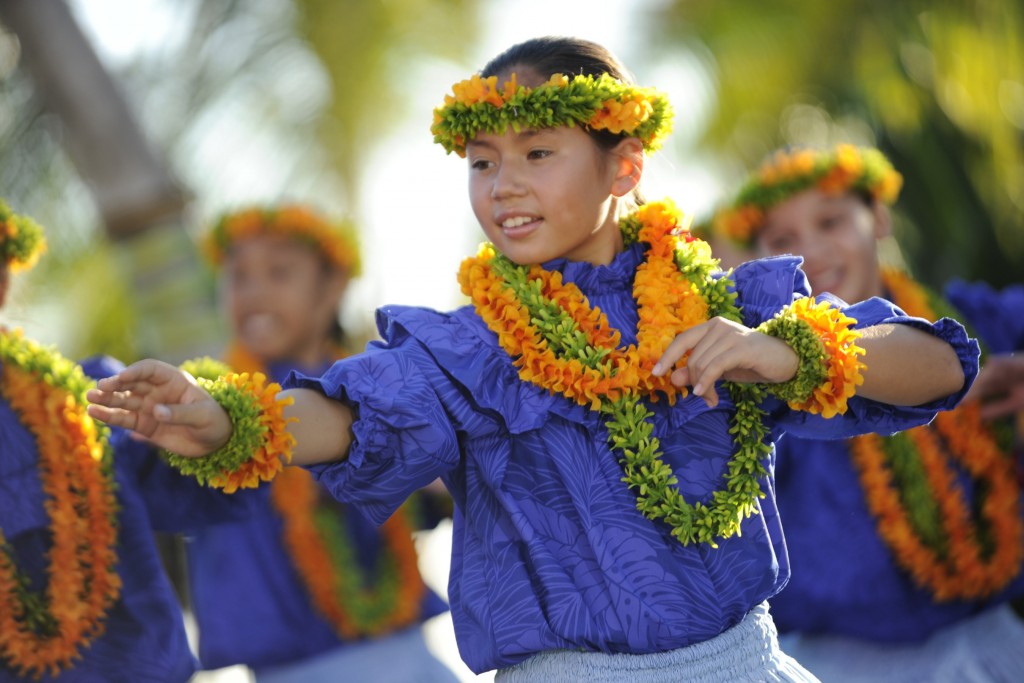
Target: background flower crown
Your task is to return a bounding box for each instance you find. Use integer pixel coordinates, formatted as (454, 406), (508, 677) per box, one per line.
(713, 144), (904, 247)
(431, 72), (674, 157)
(203, 204), (362, 276)
(0, 199), (47, 273)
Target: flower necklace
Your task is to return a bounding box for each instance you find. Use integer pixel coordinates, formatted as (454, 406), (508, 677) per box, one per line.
(459, 200), (776, 547)
(849, 269), (1023, 600)
(0, 329), (120, 678)
(224, 344), (426, 638)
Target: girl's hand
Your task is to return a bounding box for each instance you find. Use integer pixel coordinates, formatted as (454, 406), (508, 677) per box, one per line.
(965, 353), (1024, 420)
(652, 317), (799, 408)
(86, 359), (232, 457)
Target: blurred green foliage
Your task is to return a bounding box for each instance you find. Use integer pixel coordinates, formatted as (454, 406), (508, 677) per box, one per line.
(295, 0), (479, 213)
(654, 0), (1024, 288)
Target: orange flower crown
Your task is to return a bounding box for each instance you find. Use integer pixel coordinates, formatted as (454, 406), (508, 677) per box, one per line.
(713, 144), (904, 247)
(431, 72), (674, 157)
(203, 205), (361, 276)
(0, 199), (47, 273)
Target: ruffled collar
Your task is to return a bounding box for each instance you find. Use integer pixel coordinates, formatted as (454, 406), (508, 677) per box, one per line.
(541, 242), (646, 296)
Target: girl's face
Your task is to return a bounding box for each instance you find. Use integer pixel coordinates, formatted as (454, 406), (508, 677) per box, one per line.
(223, 235), (345, 364)
(756, 189), (888, 303)
(465, 93), (640, 266)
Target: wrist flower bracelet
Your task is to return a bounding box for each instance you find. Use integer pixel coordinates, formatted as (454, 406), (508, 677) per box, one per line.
(164, 367), (296, 493)
(757, 297), (866, 418)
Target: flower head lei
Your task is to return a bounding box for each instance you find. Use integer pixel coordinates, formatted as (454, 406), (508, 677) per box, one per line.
(713, 144), (904, 247)
(431, 72), (674, 156)
(0, 199), (47, 273)
(203, 205), (362, 276)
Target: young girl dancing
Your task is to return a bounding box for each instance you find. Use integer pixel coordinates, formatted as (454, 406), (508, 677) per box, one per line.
(714, 143), (1024, 682)
(88, 38), (978, 681)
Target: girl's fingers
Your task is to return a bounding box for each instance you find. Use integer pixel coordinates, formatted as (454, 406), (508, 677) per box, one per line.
(153, 401), (213, 428)
(95, 359), (187, 393)
(669, 366), (689, 388)
(87, 404), (139, 431)
(653, 325), (707, 376)
(94, 377), (159, 399)
(978, 388), (1024, 421)
(86, 388), (144, 411)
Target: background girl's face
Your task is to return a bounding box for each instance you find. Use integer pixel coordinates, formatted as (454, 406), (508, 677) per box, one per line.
(223, 235), (345, 363)
(756, 189), (888, 303)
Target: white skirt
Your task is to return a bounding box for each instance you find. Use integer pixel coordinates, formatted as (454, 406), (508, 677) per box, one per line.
(254, 625), (460, 683)
(495, 602), (819, 683)
(778, 603), (1024, 683)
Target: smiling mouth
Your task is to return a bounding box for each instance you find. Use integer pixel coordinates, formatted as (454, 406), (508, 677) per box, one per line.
(241, 313), (277, 338)
(499, 215), (541, 238)
(810, 269), (843, 295)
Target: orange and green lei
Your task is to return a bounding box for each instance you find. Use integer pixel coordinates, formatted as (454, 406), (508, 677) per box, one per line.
(714, 144), (904, 247)
(850, 269), (1023, 600)
(0, 330), (120, 679)
(458, 200), (865, 547)
(203, 205), (361, 276)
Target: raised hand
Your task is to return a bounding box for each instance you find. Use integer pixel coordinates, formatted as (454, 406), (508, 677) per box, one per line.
(86, 359), (232, 457)
(652, 317), (799, 408)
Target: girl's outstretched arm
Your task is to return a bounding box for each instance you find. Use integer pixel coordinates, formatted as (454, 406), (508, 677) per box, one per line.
(854, 323), (965, 405)
(87, 359), (353, 466)
(655, 318), (964, 408)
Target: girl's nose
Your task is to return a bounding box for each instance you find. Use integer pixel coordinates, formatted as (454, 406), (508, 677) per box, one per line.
(491, 162), (526, 200)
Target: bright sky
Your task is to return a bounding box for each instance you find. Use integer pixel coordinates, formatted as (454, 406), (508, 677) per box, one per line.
(68, 0), (721, 340)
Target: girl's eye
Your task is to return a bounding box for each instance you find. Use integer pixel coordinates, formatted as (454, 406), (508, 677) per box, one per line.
(269, 264), (294, 281)
(470, 158), (493, 171)
(527, 149), (551, 160)
(820, 213), (845, 230)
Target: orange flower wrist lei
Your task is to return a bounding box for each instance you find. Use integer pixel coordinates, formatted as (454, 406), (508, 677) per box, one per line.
(163, 370), (296, 493)
(757, 297), (866, 419)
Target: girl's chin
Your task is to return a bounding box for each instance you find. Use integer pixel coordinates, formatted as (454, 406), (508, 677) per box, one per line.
(239, 338), (288, 360)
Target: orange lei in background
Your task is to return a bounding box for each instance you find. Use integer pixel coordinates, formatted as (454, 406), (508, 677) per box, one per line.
(849, 270), (1023, 600)
(225, 344), (425, 638)
(0, 331), (120, 678)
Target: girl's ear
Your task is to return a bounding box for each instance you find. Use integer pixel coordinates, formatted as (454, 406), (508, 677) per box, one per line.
(871, 200), (892, 240)
(610, 137), (644, 198)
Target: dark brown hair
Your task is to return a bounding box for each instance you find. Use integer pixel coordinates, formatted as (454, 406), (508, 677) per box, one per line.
(481, 37), (646, 205)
